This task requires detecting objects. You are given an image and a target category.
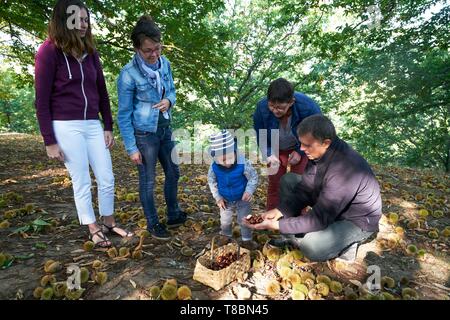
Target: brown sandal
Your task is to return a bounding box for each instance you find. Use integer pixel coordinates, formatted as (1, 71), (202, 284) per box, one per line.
(89, 229), (112, 248)
(102, 223), (134, 238)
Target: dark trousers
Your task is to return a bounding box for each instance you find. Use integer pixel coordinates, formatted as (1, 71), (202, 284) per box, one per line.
(135, 127), (182, 228)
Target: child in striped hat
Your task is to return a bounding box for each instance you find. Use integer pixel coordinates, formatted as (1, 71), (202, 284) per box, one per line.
(207, 130), (259, 250)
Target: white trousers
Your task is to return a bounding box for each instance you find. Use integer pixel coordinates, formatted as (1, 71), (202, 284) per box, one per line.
(53, 120), (114, 225)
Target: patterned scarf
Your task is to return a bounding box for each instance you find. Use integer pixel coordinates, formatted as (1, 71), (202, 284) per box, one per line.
(134, 53), (169, 119)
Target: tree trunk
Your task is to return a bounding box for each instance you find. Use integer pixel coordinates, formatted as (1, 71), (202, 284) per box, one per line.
(445, 138), (450, 173)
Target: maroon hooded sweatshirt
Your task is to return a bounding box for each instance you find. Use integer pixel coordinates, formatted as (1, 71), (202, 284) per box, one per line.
(34, 39), (113, 146)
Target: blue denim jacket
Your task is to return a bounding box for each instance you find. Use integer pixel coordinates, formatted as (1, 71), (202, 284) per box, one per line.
(117, 55), (176, 155)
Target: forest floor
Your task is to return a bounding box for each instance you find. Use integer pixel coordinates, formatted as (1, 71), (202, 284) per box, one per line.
(0, 133), (449, 300)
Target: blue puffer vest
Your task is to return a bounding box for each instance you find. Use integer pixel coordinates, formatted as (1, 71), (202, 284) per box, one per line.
(212, 154), (247, 202)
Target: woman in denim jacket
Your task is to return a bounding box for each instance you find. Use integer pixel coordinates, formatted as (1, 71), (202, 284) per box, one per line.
(117, 16), (186, 240)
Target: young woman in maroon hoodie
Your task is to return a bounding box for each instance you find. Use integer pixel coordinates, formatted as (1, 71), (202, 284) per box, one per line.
(34, 0), (132, 247)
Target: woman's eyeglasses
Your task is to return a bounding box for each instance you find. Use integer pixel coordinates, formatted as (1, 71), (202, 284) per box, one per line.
(268, 101), (292, 112)
(140, 45), (162, 55)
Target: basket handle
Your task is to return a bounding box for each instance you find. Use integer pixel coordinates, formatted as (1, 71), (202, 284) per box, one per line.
(210, 235), (240, 264)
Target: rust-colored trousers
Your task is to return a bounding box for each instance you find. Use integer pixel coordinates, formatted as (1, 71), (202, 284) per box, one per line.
(266, 149), (308, 211)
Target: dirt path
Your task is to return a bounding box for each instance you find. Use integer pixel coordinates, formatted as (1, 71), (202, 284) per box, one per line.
(0, 133), (448, 300)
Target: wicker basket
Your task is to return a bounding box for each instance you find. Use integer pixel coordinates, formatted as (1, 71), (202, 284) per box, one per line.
(193, 236), (251, 291)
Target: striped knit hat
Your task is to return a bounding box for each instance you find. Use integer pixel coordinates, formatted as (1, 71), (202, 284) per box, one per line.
(209, 130), (237, 157)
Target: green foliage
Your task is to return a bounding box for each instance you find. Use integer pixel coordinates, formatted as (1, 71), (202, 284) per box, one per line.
(0, 69), (37, 133)
(175, 0), (326, 129)
(11, 217), (52, 235)
(298, 0), (450, 171)
(0, 0), (448, 171)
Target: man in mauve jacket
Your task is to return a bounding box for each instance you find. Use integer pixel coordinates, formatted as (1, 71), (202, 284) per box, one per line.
(244, 114), (382, 262)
